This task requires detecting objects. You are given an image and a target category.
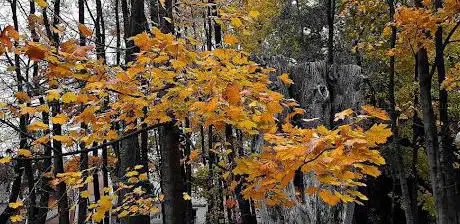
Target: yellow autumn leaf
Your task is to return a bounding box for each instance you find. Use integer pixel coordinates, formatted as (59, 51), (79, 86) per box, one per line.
(223, 34), (239, 45)
(362, 105), (390, 121)
(27, 121), (49, 131)
(10, 215), (23, 222)
(20, 106), (37, 115)
(15, 92), (31, 102)
(62, 92), (77, 104)
(51, 114), (69, 124)
(357, 164), (381, 177)
(231, 18), (243, 27)
(189, 150), (199, 161)
(52, 135), (74, 145)
(139, 173), (148, 181)
(319, 189), (340, 205)
(183, 192), (192, 200)
(134, 165), (144, 170)
(78, 24), (92, 37)
(80, 191), (90, 198)
(334, 108), (353, 121)
(0, 157), (12, 164)
(46, 90), (60, 102)
(8, 200), (23, 209)
(365, 124), (392, 147)
(278, 73), (294, 86)
(126, 170), (139, 177)
(18, 149), (32, 158)
(35, 0), (48, 8)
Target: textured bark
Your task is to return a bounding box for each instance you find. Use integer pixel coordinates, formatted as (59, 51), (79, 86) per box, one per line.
(434, 1), (460, 223)
(159, 123), (186, 224)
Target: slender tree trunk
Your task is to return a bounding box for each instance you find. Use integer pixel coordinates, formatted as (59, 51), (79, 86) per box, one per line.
(95, 0), (106, 60)
(102, 143), (110, 224)
(387, 1), (415, 223)
(0, 4), (25, 223)
(115, 0), (121, 65)
(36, 98), (52, 224)
(434, 0), (460, 222)
(184, 118), (193, 223)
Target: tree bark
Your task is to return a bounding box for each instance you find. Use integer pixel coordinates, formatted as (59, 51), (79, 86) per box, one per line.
(159, 122), (186, 224)
(433, 0), (460, 222)
(387, 1), (415, 223)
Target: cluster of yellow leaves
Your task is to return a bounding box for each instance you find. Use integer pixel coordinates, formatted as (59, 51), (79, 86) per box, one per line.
(8, 200), (24, 223)
(394, 7), (437, 53)
(233, 107), (391, 206)
(89, 165), (159, 222)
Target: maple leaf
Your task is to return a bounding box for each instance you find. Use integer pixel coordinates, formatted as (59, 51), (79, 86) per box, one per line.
(278, 73), (294, 86)
(18, 149), (32, 158)
(25, 42), (47, 60)
(78, 24), (92, 37)
(365, 124), (392, 147)
(126, 170), (139, 177)
(134, 165), (144, 170)
(34, 0), (48, 8)
(319, 190), (340, 206)
(62, 92), (77, 104)
(139, 173), (148, 181)
(8, 200), (23, 209)
(27, 121), (49, 131)
(223, 83), (241, 105)
(51, 114), (69, 124)
(223, 34), (239, 45)
(15, 92), (31, 103)
(334, 108), (353, 121)
(80, 191), (90, 198)
(46, 90), (60, 102)
(52, 135), (74, 146)
(10, 215), (23, 223)
(0, 157), (12, 164)
(183, 192), (192, 200)
(361, 105), (390, 121)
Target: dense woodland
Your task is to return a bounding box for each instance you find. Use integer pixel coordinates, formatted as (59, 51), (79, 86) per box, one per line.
(0, 0), (459, 223)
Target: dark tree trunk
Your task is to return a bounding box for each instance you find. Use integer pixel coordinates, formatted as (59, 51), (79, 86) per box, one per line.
(36, 98), (52, 224)
(102, 143), (110, 224)
(157, 1), (187, 223)
(184, 118), (193, 223)
(95, 0), (106, 60)
(387, 1), (415, 223)
(119, 1), (150, 223)
(121, 0), (130, 57)
(159, 122), (186, 224)
(115, 0), (121, 65)
(433, 0), (460, 222)
(78, 140), (89, 224)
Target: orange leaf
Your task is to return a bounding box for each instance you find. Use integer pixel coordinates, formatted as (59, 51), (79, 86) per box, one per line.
(78, 24), (92, 37)
(362, 105), (390, 121)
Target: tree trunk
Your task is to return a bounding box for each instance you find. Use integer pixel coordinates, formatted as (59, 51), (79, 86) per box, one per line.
(387, 1), (415, 223)
(434, 0), (460, 222)
(159, 122), (186, 224)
